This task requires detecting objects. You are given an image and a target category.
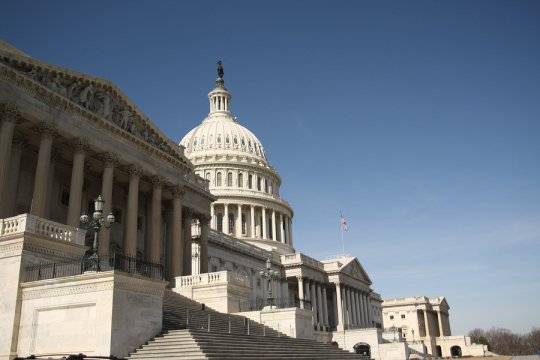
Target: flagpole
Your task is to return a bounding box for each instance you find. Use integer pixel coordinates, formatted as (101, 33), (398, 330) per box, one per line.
(340, 211), (345, 257)
(341, 223), (345, 257)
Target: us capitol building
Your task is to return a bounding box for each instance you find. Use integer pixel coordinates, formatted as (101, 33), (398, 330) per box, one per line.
(0, 40), (486, 360)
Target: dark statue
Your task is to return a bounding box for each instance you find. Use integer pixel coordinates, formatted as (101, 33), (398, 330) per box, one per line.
(217, 60), (224, 78)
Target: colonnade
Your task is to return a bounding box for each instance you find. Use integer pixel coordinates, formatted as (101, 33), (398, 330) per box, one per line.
(0, 104), (209, 279)
(210, 203), (292, 245)
(334, 282), (373, 330)
(294, 275), (373, 331)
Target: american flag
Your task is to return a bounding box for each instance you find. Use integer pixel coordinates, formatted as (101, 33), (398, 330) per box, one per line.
(340, 211), (349, 231)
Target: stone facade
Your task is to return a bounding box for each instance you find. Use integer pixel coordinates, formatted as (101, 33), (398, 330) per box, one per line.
(382, 296), (488, 357)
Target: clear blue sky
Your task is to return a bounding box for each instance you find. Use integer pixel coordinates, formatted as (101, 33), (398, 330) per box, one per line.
(2, 1), (539, 335)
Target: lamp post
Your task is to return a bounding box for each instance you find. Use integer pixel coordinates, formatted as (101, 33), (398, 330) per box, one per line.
(259, 258), (279, 309)
(80, 195), (115, 271)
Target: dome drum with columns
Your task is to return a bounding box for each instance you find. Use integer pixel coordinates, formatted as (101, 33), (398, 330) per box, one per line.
(181, 66), (294, 255)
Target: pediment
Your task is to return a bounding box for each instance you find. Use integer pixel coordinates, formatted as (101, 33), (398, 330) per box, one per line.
(0, 47), (185, 163)
(340, 257), (372, 285)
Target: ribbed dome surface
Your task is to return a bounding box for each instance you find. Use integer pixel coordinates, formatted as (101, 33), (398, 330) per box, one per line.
(180, 113), (268, 163)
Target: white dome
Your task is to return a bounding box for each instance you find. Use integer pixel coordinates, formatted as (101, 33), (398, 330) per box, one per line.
(180, 113), (268, 164)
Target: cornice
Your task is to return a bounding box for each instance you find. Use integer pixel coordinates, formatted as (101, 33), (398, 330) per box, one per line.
(0, 55), (193, 174)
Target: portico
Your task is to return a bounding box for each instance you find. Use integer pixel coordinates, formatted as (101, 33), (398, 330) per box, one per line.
(0, 52), (215, 279)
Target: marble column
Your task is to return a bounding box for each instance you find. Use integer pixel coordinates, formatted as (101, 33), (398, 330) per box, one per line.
(182, 209), (192, 275)
(124, 166), (142, 256)
(297, 276), (305, 306)
(262, 207), (267, 239)
(210, 203), (215, 229)
(236, 203), (242, 237)
(288, 218), (293, 246)
(354, 291), (363, 327)
(45, 150), (60, 219)
(148, 177), (163, 263)
(0, 104), (19, 218)
(200, 215), (209, 274)
(165, 201), (174, 281)
(30, 122), (56, 218)
(66, 139), (88, 227)
(437, 311), (444, 337)
(170, 187), (184, 278)
(322, 286), (329, 328)
(367, 295), (373, 327)
(98, 153), (116, 256)
(362, 293), (369, 327)
(223, 203), (229, 234)
(346, 287), (354, 327)
(316, 283), (324, 329)
(250, 205), (255, 238)
(350, 288), (358, 326)
(284, 216), (289, 244)
(424, 309), (431, 338)
(271, 209), (276, 241)
(6, 136), (25, 217)
(279, 213), (285, 243)
(332, 288), (338, 329)
(310, 281), (317, 326)
(335, 283), (344, 331)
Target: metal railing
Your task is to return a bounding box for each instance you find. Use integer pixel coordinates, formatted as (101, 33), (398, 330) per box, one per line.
(25, 252), (164, 282)
(238, 296), (312, 312)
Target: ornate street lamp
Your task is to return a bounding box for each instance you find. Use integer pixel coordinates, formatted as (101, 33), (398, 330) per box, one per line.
(259, 258), (279, 309)
(80, 195), (115, 271)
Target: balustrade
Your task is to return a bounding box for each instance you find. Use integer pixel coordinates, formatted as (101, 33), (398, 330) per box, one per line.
(0, 213), (86, 245)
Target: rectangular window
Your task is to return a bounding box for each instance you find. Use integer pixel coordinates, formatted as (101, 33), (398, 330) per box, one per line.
(390, 315), (394, 320)
(401, 314), (406, 319)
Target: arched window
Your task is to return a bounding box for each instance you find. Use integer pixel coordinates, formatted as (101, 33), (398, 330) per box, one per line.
(238, 173), (244, 188)
(217, 135), (221, 144)
(264, 179), (268, 193)
(228, 213), (235, 234)
(216, 172), (222, 186)
(227, 172), (233, 187)
(248, 174), (253, 189)
(205, 172), (211, 181)
(216, 213), (223, 232)
(257, 176), (262, 191)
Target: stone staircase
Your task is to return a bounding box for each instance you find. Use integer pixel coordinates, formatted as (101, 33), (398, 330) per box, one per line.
(161, 290), (280, 336)
(127, 290), (364, 359)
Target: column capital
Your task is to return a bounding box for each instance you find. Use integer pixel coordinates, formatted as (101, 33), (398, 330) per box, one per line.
(71, 137), (90, 153)
(100, 151), (118, 167)
(127, 165), (143, 178)
(296, 275), (304, 281)
(151, 175), (166, 188)
(171, 185), (186, 198)
(0, 103), (21, 124)
(36, 121), (57, 139)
